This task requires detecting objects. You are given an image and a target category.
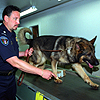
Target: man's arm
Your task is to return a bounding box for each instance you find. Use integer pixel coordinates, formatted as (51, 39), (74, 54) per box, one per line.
(6, 56), (57, 80)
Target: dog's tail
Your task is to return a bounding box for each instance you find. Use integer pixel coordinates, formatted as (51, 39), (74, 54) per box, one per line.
(18, 28), (32, 44)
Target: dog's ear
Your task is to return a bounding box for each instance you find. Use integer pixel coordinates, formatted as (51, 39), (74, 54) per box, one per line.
(90, 36), (97, 45)
(76, 43), (80, 51)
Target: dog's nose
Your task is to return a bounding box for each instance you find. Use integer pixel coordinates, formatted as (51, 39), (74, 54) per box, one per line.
(95, 59), (99, 66)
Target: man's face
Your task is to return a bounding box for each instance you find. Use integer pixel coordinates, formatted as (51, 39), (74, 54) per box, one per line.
(5, 11), (20, 32)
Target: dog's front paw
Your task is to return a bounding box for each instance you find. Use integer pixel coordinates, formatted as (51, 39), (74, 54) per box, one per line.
(54, 79), (63, 83)
(85, 80), (99, 89)
(90, 83), (99, 90)
(91, 85), (99, 90)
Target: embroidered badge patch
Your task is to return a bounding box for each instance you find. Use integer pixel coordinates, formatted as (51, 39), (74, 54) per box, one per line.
(0, 36), (9, 46)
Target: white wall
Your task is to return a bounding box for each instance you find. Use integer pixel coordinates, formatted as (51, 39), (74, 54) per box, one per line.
(14, 27), (29, 51)
(19, 0), (100, 59)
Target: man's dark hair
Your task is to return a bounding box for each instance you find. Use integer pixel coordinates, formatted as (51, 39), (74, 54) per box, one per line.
(2, 5), (21, 20)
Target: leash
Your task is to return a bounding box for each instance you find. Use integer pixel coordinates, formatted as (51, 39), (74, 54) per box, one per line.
(17, 53), (30, 86)
(41, 49), (62, 52)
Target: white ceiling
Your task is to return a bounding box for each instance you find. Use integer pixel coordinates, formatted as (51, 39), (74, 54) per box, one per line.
(0, 0), (72, 21)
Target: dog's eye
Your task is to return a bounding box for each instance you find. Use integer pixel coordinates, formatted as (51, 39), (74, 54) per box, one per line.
(87, 53), (91, 57)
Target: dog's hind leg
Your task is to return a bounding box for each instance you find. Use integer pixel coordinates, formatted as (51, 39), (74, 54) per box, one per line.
(72, 63), (99, 89)
(51, 59), (63, 83)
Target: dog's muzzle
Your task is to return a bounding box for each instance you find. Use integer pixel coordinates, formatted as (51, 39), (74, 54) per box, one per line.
(83, 58), (99, 68)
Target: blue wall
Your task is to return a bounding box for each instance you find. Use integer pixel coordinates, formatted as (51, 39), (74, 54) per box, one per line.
(20, 0), (100, 58)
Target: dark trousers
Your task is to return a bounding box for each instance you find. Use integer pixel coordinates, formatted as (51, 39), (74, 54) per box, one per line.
(0, 75), (16, 100)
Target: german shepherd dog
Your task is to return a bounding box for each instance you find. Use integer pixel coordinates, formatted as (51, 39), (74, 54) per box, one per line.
(18, 28), (99, 89)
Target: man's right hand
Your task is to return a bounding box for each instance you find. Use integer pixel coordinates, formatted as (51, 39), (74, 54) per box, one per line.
(41, 69), (57, 80)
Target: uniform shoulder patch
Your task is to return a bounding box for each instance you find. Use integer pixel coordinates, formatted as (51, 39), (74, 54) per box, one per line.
(0, 36), (9, 46)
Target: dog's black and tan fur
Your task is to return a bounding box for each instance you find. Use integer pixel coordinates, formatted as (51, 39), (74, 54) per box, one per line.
(18, 28), (99, 89)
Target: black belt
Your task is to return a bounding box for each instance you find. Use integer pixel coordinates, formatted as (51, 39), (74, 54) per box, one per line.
(0, 69), (17, 76)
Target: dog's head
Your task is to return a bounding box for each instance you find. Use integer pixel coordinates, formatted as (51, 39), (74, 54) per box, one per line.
(76, 36), (99, 68)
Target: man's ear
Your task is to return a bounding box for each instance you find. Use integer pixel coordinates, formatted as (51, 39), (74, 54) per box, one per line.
(4, 15), (8, 22)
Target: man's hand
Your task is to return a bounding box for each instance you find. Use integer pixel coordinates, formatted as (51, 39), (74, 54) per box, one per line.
(41, 69), (57, 80)
(24, 48), (34, 57)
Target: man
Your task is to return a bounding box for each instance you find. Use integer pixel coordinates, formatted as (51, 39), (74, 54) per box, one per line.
(0, 5), (56, 100)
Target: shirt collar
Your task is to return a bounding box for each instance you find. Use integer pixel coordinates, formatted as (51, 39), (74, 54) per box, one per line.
(0, 23), (15, 37)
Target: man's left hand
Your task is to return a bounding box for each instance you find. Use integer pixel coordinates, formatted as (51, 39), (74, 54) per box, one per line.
(24, 48), (34, 57)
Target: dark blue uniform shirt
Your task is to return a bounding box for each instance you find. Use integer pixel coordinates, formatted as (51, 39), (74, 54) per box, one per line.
(0, 23), (19, 71)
